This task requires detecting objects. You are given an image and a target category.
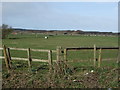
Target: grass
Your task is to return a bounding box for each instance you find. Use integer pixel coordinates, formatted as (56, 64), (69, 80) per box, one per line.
(1, 33), (119, 88)
(2, 60), (119, 88)
(3, 34), (118, 49)
(2, 34), (119, 61)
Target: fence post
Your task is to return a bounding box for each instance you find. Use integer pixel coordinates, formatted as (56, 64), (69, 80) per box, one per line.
(27, 48), (32, 68)
(64, 48), (67, 62)
(117, 46), (120, 64)
(63, 48), (68, 74)
(48, 50), (53, 72)
(56, 46), (61, 62)
(98, 49), (102, 67)
(94, 44), (96, 67)
(3, 45), (11, 73)
(56, 46), (64, 75)
(7, 48), (12, 68)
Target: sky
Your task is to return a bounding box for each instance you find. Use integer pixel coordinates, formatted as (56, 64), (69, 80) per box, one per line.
(2, 2), (118, 32)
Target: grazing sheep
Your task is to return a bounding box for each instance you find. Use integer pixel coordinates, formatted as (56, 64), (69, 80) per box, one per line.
(45, 36), (48, 39)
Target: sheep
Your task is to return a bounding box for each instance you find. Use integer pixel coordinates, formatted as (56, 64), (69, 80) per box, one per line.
(44, 36), (48, 39)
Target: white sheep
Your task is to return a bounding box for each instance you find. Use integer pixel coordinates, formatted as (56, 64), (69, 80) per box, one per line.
(44, 36), (48, 39)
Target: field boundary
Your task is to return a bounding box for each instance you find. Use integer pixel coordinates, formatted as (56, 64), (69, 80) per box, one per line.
(0, 45), (57, 72)
(0, 45), (119, 73)
(65, 45), (119, 67)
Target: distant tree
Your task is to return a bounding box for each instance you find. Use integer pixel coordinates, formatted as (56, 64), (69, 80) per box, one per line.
(0, 24), (13, 39)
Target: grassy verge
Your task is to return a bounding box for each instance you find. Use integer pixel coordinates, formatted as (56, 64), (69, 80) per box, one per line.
(2, 59), (119, 88)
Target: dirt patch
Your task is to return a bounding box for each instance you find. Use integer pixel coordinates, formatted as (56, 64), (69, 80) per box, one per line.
(82, 72), (100, 88)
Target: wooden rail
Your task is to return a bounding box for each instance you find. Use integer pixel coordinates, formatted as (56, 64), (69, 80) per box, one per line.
(0, 45), (56, 72)
(0, 47), (56, 52)
(66, 47), (119, 50)
(63, 46), (119, 67)
(1, 46), (118, 51)
(0, 56), (56, 62)
(0, 56), (117, 62)
(0, 47), (56, 63)
(0, 45), (119, 72)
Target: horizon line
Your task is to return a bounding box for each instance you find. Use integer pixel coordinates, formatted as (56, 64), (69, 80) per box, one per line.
(13, 27), (119, 33)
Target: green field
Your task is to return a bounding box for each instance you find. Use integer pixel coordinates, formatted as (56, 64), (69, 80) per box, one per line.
(2, 34), (119, 88)
(2, 34), (119, 65)
(3, 34), (118, 49)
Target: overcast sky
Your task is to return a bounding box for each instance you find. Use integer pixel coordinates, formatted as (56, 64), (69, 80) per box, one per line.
(2, 2), (118, 32)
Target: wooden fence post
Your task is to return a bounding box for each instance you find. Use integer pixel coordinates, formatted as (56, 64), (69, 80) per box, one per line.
(56, 46), (64, 75)
(56, 46), (62, 62)
(63, 48), (68, 74)
(7, 48), (12, 68)
(3, 45), (11, 73)
(117, 46), (120, 63)
(98, 49), (102, 67)
(94, 44), (96, 67)
(64, 48), (67, 62)
(27, 48), (32, 68)
(48, 50), (53, 71)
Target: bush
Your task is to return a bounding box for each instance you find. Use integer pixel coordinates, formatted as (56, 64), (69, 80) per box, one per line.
(0, 24), (13, 39)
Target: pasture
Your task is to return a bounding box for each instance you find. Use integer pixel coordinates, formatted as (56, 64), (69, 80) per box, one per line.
(1, 33), (119, 88)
